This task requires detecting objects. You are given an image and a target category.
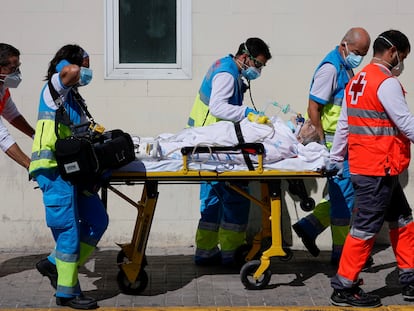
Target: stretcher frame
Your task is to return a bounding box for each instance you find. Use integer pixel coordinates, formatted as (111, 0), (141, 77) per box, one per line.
(102, 143), (324, 293)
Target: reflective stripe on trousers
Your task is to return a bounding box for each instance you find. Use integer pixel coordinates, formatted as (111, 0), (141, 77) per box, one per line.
(196, 181), (250, 262)
(35, 170), (109, 297)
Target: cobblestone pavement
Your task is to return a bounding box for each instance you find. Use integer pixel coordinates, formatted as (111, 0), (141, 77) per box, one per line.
(0, 244), (412, 310)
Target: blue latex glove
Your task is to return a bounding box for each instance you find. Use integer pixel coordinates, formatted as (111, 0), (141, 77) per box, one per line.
(326, 160), (344, 177)
(56, 59), (70, 73)
(245, 107), (259, 117)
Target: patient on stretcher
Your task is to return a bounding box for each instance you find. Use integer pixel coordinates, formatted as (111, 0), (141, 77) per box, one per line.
(129, 115), (328, 172)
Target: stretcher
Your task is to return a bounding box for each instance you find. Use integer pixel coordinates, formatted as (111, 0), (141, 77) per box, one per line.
(102, 143), (326, 294)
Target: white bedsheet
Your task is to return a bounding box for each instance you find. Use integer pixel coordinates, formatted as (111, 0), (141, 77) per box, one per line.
(122, 116), (329, 173)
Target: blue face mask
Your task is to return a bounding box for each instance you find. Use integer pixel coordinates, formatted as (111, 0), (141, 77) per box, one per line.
(241, 66), (261, 80)
(79, 67), (93, 86)
(345, 52), (363, 68)
(344, 42), (363, 68)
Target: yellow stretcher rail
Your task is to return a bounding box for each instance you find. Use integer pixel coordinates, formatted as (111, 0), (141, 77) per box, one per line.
(103, 143), (325, 294)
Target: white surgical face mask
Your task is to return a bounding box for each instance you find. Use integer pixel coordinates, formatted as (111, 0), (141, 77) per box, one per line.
(0, 69), (22, 88)
(391, 52), (404, 76)
(377, 35), (405, 76)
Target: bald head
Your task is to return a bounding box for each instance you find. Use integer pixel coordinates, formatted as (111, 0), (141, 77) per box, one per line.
(341, 27), (371, 56)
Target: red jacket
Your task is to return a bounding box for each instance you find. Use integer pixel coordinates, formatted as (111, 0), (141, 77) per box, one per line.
(346, 64), (410, 176)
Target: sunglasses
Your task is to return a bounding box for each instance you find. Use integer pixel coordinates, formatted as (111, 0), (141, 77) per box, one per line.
(248, 55), (265, 69)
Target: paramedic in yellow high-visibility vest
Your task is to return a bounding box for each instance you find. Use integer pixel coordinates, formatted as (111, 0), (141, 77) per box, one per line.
(187, 37), (271, 266)
(29, 45), (108, 310)
(292, 28), (370, 265)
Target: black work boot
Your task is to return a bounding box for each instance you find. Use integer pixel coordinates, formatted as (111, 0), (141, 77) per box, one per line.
(330, 286), (382, 307)
(56, 294), (98, 310)
(292, 222), (320, 257)
(402, 284), (414, 301)
(36, 258), (58, 289)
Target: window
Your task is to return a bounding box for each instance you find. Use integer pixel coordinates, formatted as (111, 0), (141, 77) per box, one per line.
(105, 0), (192, 80)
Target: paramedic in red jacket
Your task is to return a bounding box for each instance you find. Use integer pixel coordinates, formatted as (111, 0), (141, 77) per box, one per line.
(328, 29), (414, 308)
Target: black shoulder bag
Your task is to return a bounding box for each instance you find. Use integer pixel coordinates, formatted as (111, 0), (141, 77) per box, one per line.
(50, 81), (135, 184)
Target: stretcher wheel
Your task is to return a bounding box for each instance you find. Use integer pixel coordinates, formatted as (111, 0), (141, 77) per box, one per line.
(300, 197), (315, 212)
(240, 260), (271, 290)
(117, 269), (148, 295)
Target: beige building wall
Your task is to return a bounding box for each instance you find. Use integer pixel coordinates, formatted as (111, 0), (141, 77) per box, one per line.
(1, 0), (414, 252)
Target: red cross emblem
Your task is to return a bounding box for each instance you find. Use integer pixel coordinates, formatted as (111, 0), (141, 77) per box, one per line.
(348, 72), (367, 105)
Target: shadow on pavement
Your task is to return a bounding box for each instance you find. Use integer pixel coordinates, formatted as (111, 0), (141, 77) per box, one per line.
(0, 244), (400, 303)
